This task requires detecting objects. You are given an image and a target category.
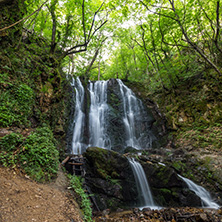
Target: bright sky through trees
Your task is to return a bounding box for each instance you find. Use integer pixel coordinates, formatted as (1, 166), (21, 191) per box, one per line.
(21, 0), (221, 86)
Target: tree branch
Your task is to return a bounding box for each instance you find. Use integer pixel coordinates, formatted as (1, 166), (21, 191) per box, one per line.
(82, 0), (87, 43)
(85, 36), (108, 76)
(66, 48), (87, 56)
(88, 20), (108, 43)
(87, 2), (105, 42)
(0, 0), (49, 32)
(168, 0), (222, 76)
(62, 1), (107, 58)
(139, 0), (178, 21)
(214, 1), (222, 53)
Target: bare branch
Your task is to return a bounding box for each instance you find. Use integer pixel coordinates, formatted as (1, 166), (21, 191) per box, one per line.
(66, 48), (87, 56)
(87, 2), (105, 42)
(139, 0), (178, 21)
(82, 0), (87, 43)
(197, 0), (215, 37)
(88, 20), (108, 43)
(215, 1), (222, 52)
(65, 43), (87, 54)
(85, 36), (108, 76)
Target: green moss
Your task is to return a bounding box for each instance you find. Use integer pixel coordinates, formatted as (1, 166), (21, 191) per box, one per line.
(172, 161), (186, 172)
(0, 83), (34, 127)
(156, 166), (172, 185)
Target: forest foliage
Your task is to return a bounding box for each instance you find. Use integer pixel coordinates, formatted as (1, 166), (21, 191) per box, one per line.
(0, 0), (222, 181)
(1, 0), (221, 90)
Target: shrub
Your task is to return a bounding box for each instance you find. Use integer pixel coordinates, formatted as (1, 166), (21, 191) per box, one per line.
(0, 127), (59, 182)
(0, 133), (24, 167)
(20, 127), (59, 181)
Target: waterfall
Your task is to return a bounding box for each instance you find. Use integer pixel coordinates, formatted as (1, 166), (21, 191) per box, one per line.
(88, 81), (111, 149)
(178, 175), (220, 209)
(70, 78), (156, 153)
(128, 158), (157, 209)
(117, 79), (154, 149)
(71, 77), (86, 155)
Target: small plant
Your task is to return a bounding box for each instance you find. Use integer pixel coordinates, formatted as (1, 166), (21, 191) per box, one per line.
(0, 133), (24, 167)
(20, 127), (59, 182)
(0, 127), (59, 182)
(68, 175), (93, 222)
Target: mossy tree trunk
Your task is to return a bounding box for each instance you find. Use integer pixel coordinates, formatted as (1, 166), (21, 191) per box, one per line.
(0, 0), (25, 46)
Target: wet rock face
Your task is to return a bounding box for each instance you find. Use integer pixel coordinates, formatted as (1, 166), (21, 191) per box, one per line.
(140, 159), (202, 207)
(67, 78), (165, 154)
(106, 79), (160, 152)
(83, 147), (138, 211)
(106, 79), (126, 152)
(84, 147), (203, 211)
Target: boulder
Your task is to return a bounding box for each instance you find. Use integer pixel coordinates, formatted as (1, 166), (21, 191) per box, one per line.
(83, 147), (138, 211)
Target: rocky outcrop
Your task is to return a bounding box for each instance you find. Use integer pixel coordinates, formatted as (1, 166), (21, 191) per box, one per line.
(139, 158), (202, 207)
(83, 147), (137, 211)
(83, 147), (211, 211)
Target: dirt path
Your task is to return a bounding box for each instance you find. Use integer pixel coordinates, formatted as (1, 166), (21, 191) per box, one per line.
(0, 166), (83, 222)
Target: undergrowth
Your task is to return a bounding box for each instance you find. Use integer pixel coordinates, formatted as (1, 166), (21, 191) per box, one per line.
(68, 175), (93, 222)
(0, 126), (59, 182)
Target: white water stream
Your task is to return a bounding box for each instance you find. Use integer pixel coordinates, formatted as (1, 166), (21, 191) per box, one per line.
(117, 79), (153, 149)
(178, 175), (220, 209)
(70, 78), (220, 210)
(128, 158), (159, 209)
(71, 77), (85, 154)
(88, 80), (111, 149)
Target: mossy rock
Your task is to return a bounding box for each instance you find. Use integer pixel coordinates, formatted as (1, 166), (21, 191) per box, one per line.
(84, 147), (138, 210)
(84, 147), (131, 180)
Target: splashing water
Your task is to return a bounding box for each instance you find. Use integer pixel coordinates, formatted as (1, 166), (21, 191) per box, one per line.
(178, 175), (220, 209)
(117, 79), (154, 149)
(128, 158), (159, 209)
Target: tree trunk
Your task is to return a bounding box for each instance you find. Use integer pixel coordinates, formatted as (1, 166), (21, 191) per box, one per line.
(98, 60), (101, 80)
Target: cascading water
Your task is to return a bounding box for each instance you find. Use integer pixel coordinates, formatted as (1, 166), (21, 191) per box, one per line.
(70, 78), (159, 208)
(88, 81), (111, 149)
(128, 158), (158, 209)
(69, 78), (220, 210)
(117, 79), (154, 149)
(178, 175), (220, 209)
(70, 78), (156, 153)
(71, 77), (86, 154)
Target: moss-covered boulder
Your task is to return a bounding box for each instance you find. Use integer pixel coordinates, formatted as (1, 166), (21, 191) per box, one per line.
(83, 147), (138, 211)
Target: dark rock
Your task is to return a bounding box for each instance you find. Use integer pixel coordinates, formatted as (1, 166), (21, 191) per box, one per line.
(124, 146), (139, 154)
(140, 160), (202, 207)
(83, 147), (138, 211)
